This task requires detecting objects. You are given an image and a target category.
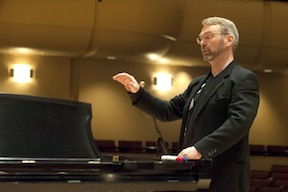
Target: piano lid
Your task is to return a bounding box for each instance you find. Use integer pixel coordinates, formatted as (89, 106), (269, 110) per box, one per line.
(0, 93), (101, 159)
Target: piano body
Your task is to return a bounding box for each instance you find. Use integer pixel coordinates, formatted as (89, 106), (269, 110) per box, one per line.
(0, 93), (211, 192)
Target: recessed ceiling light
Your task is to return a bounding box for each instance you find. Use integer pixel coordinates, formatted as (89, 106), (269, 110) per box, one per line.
(264, 69), (273, 73)
(147, 53), (160, 60)
(107, 56), (116, 60)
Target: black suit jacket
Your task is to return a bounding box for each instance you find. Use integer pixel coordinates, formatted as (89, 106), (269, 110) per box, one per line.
(129, 61), (260, 192)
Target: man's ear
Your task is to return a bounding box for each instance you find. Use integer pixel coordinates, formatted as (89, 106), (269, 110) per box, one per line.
(225, 35), (234, 47)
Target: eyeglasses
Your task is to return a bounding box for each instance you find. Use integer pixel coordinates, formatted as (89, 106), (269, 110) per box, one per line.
(196, 32), (222, 44)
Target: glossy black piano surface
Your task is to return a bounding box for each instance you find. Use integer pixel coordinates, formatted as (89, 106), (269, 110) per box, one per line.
(0, 94), (211, 191)
(0, 157), (211, 182)
(0, 93), (100, 158)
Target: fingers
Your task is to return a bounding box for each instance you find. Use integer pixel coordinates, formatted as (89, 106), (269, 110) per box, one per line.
(177, 146), (202, 160)
(129, 81), (141, 93)
(113, 72), (140, 93)
(177, 150), (184, 157)
(113, 72), (133, 82)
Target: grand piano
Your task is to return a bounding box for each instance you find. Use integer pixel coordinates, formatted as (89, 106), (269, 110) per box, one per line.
(0, 93), (211, 192)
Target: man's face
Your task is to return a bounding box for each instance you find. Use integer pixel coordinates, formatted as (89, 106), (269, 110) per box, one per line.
(197, 25), (226, 62)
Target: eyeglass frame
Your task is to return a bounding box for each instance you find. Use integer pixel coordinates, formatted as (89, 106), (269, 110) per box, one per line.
(196, 32), (226, 44)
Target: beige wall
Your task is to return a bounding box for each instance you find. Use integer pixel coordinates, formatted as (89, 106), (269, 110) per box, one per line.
(250, 72), (288, 146)
(0, 54), (287, 170)
(0, 54), (71, 99)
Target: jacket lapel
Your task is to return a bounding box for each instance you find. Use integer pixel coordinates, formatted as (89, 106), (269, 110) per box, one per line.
(190, 61), (238, 123)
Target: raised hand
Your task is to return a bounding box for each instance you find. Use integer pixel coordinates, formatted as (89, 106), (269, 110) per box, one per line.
(113, 72), (140, 93)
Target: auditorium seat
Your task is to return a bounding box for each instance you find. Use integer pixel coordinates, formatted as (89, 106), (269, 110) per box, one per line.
(250, 178), (272, 188)
(271, 165), (288, 175)
(118, 140), (143, 153)
(145, 141), (169, 154)
(267, 145), (288, 156)
(94, 139), (116, 152)
(272, 179), (288, 190)
(258, 186), (282, 192)
(250, 144), (267, 156)
(250, 185), (258, 192)
(251, 170), (270, 179)
(145, 141), (157, 153)
(272, 172), (288, 180)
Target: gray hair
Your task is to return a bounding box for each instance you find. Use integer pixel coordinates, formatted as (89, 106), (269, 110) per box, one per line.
(202, 17), (239, 51)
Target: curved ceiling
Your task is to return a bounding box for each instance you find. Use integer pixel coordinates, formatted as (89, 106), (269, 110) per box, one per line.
(0, 0), (287, 71)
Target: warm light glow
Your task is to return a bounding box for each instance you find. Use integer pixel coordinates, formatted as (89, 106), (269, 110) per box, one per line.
(147, 53), (160, 60)
(264, 69), (273, 73)
(147, 53), (170, 64)
(154, 73), (173, 91)
(107, 56), (116, 60)
(12, 64), (32, 83)
(9, 47), (37, 55)
(162, 35), (177, 42)
(158, 58), (169, 64)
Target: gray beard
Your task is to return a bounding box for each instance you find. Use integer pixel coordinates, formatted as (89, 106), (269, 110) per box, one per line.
(202, 41), (225, 62)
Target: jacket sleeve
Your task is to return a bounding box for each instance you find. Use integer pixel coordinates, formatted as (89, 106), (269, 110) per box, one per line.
(128, 83), (195, 122)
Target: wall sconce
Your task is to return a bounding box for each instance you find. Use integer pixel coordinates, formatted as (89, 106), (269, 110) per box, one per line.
(153, 73), (173, 91)
(10, 64), (33, 83)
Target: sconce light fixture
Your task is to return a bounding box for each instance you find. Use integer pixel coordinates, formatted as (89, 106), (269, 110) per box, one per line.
(10, 64), (33, 83)
(153, 73), (173, 91)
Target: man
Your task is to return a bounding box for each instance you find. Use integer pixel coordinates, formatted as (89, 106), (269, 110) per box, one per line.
(113, 17), (259, 192)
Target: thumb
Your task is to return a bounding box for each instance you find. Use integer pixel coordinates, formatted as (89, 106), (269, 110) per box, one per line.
(128, 81), (140, 93)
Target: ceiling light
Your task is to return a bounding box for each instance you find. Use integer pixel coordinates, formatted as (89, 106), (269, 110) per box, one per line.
(147, 53), (160, 60)
(107, 56), (116, 60)
(264, 69), (273, 73)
